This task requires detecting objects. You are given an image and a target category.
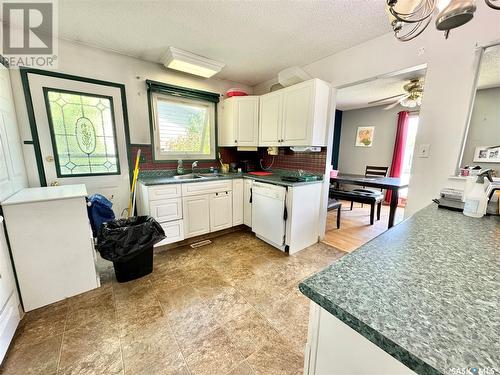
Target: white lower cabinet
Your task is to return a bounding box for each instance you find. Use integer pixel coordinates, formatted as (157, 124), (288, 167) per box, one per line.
(183, 194), (210, 238)
(305, 302), (416, 375)
(210, 191), (233, 232)
(243, 179), (253, 227)
(149, 198), (182, 223)
(232, 179), (244, 226)
(155, 220), (184, 247)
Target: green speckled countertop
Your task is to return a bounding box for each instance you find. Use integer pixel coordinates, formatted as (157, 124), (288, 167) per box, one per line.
(299, 205), (499, 375)
(138, 169), (323, 187)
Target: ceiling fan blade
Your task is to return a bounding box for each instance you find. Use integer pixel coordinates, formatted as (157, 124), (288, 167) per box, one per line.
(383, 101), (402, 110)
(368, 93), (406, 104)
(382, 94), (412, 110)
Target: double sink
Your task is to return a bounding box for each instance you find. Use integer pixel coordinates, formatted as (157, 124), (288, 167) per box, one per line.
(173, 173), (225, 180)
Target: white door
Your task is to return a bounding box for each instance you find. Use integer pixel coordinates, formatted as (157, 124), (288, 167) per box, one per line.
(210, 191), (232, 232)
(259, 91), (283, 146)
(183, 194), (210, 238)
(24, 72), (130, 216)
(232, 179), (243, 226)
(282, 81), (313, 146)
(0, 217), (20, 363)
(243, 179), (252, 227)
(236, 97), (259, 146)
(0, 66), (27, 202)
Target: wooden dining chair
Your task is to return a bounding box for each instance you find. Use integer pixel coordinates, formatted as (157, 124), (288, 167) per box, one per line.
(350, 165), (389, 210)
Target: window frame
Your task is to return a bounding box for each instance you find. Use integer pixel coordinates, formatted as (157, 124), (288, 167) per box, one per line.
(42, 87), (121, 178)
(147, 80), (220, 163)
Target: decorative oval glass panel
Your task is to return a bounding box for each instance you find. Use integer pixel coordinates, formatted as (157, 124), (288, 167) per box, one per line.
(75, 117), (97, 155)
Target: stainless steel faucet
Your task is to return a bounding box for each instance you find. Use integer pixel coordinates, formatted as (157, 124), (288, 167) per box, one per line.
(192, 161), (198, 175)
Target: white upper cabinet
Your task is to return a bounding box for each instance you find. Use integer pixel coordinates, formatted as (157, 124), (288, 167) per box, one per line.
(219, 96), (259, 147)
(259, 91), (283, 146)
(259, 79), (330, 147)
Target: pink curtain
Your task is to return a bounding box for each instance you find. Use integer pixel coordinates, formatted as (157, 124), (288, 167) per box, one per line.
(385, 111), (409, 204)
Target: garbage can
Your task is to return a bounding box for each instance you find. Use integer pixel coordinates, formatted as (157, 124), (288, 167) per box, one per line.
(96, 216), (165, 282)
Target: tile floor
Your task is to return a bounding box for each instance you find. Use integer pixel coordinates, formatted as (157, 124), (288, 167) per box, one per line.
(0, 230), (345, 375)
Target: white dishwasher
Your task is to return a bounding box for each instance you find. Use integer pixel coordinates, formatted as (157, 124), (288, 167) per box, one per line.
(251, 181), (287, 251)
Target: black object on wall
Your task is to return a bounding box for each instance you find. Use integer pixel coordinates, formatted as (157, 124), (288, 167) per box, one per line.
(331, 110), (343, 169)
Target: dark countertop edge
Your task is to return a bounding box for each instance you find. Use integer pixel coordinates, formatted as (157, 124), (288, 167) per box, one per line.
(138, 174), (324, 187)
(298, 282), (442, 375)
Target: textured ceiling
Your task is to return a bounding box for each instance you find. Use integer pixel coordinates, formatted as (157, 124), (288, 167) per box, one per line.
(58, 0), (391, 86)
(478, 44), (500, 89)
(337, 68), (427, 111)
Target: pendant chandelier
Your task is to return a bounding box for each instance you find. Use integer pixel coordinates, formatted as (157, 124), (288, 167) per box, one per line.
(387, 0), (500, 42)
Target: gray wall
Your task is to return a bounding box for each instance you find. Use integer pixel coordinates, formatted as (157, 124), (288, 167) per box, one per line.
(338, 104), (402, 174)
(462, 87), (500, 173)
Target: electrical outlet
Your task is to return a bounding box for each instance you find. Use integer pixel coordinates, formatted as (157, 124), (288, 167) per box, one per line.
(418, 144), (431, 158)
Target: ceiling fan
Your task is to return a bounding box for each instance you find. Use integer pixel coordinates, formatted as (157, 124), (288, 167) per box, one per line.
(368, 78), (424, 110)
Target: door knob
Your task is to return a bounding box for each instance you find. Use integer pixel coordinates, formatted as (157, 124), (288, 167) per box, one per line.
(46, 155), (54, 162)
(50, 181), (59, 186)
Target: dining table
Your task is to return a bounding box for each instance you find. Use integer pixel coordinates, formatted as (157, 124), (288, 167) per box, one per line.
(330, 174), (409, 228)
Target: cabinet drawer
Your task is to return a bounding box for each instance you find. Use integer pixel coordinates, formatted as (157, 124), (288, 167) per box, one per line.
(155, 220), (184, 247)
(148, 184), (182, 201)
(149, 198), (182, 223)
(182, 180), (232, 196)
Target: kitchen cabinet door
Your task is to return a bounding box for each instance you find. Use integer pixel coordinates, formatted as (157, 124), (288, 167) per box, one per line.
(232, 179), (244, 225)
(243, 179), (252, 227)
(149, 198), (182, 223)
(209, 191), (233, 232)
(259, 91), (283, 146)
(218, 98), (236, 146)
(235, 97), (259, 146)
(183, 194), (210, 238)
(219, 96), (259, 147)
(281, 80), (314, 146)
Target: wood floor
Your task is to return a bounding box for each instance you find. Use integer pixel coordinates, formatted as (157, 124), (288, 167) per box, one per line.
(323, 200), (405, 253)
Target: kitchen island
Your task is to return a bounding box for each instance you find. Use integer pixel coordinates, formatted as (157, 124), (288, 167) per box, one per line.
(299, 205), (499, 375)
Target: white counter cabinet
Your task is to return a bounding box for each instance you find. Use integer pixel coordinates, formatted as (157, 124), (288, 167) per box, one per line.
(304, 302), (416, 375)
(1, 185), (100, 312)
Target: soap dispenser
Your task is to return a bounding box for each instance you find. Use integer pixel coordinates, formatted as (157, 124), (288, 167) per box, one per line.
(463, 169), (493, 218)
(177, 159), (184, 175)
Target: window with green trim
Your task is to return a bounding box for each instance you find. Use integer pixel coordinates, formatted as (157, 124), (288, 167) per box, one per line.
(44, 89), (120, 176)
(151, 92), (216, 160)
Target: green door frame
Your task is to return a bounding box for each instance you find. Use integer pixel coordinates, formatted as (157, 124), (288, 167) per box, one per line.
(19, 67), (132, 187)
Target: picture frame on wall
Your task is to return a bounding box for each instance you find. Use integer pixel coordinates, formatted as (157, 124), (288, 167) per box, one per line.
(473, 145), (500, 163)
(355, 126), (375, 147)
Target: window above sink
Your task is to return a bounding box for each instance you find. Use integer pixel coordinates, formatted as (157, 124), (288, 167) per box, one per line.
(147, 81), (220, 162)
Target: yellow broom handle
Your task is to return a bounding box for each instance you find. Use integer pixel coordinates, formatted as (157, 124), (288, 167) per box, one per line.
(128, 149), (141, 217)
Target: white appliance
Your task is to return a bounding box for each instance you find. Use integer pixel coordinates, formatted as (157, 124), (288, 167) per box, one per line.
(2, 185), (100, 311)
(251, 182), (287, 250)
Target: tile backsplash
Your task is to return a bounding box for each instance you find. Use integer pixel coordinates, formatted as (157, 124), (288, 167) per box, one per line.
(130, 144), (327, 174)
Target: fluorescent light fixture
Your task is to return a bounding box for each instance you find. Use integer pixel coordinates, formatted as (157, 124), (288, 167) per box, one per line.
(162, 47), (225, 78)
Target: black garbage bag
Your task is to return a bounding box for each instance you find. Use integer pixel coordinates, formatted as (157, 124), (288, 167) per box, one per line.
(96, 216), (165, 263)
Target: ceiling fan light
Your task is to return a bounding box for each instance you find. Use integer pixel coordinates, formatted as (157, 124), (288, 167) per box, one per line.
(435, 0), (476, 31)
